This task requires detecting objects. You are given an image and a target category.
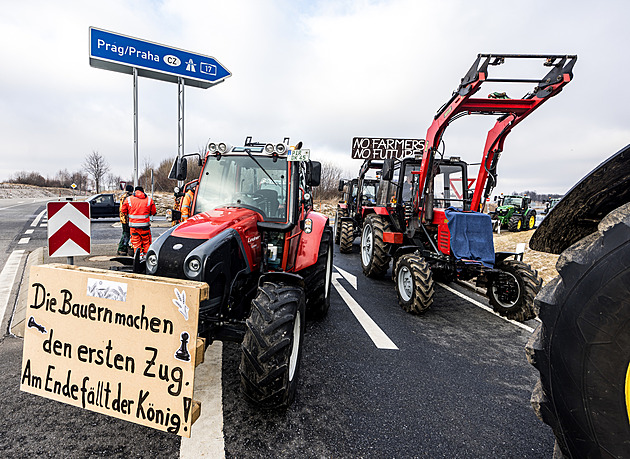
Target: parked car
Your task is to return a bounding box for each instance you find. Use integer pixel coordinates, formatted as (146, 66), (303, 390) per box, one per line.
(86, 193), (119, 219)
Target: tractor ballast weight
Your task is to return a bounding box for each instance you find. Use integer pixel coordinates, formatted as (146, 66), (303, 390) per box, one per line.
(361, 53), (576, 321)
(526, 144), (630, 457)
(144, 138), (333, 409)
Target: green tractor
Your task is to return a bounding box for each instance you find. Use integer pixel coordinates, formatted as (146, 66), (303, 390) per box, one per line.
(490, 194), (537, 232)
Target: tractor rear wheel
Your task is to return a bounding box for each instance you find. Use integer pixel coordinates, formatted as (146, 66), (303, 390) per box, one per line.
(487, 259), (541, 321)
(508, 215), (523, 232)
(395, 253), (434, 314)
(526, 202), (630, 457)
(334, 208), (347, 245)
(339, 220), (354, 254)
(239, 282), (305, 409)
(301, 226), (333, 320)
(360, 214), (391, 277)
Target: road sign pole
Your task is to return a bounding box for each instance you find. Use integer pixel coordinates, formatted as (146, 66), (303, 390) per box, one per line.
(133, 67), (139, 187)
(178, 77), (184, 189)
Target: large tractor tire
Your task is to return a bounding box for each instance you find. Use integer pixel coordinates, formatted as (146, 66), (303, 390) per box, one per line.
(239, 282), (306, 409)
(487, 259), (541, 322)
(394, 253), (434, 314)
(300, 226), (333, 320)
(508, 214), (523, 232)
(339, 220), (354, 254)
(360, 214), (391, 277)
(526, 202), (630, 457)
(334, 208), (347, 245)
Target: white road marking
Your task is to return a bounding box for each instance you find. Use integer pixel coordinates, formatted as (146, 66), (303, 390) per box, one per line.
(333, 264), (357, 290)
(180, 342), (225, 459)
(332, 273), (398, 350)
(18, 238), (30, 245)
(438, 282), (535, 333)
(0, 250), (25, 328)
(31, 209), (46, 227)
(25, 229), (34, 235)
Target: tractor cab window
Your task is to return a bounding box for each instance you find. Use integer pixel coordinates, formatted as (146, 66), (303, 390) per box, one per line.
(502, 196), (523, 207)
(433, 163), (467, 209)
(401, 163), (422, 202)
(195, 154), (288, 221)
(360, 180), (378, 206)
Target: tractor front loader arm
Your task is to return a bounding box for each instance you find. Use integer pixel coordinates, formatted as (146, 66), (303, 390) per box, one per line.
(418, 54), (577, 221)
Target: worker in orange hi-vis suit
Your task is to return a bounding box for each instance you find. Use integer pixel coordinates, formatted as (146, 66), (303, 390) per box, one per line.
(180, 183), (197, 221)
(121, 186), (157, 257)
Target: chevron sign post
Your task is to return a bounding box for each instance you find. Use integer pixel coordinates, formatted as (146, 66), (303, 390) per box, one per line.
(47, 202), (91, 258)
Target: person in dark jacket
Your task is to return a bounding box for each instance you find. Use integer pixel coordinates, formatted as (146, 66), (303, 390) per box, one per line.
(117, 184), (134, 255)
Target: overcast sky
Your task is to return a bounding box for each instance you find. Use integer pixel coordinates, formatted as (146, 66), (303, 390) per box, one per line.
(1, 0), (628, 196)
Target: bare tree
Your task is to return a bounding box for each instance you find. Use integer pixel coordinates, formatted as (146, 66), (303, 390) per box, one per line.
(317, 161), (344, 200)
(83, 151), (110, 193)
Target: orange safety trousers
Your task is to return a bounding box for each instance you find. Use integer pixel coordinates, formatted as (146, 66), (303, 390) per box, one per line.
(130, 227), (152, 255)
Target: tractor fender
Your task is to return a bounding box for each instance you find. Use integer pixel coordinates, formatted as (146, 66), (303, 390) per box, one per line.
(362, 206), (389, 218)
(530, 144), (630, 254)
(259, 271), (305, 289)
(293, 212), (329, 272)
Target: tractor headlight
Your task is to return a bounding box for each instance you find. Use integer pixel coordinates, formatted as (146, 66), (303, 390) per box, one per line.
(188, 257), (201, 273)
(276, 143), (287, 154)
(208, 142), (218, 153)
(146, 252), (158, 273)
(218, 142), (229, 153)
(265, 143), (275, 153)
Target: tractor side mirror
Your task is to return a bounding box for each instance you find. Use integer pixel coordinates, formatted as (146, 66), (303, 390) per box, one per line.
(307, 161), (321, 187)
(168, 157), (188, 181)
(382, 159), (394, 181)
(338, 180), (346, 192)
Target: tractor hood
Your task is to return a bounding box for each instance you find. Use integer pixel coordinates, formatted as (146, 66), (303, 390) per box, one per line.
(172, 207), (263, 240)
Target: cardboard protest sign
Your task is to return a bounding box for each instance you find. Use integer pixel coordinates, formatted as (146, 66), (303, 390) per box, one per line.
(20, 264), (208, 437)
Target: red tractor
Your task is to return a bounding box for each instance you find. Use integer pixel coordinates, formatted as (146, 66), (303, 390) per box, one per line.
(335, 159), (382, 253)
(359, 53), (576, 322)
(141, 138), (333, 409)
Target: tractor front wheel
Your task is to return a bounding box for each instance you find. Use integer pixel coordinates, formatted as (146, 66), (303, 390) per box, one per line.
(526, 203), (630, 457)
(360, 214), (391, 277)
(334, 208), (347, 245)
(339, 220), (354, 254)
(239, 282), (305, 409)
(395, 253), (434, 314)
(487, 259), (541, 321)
(507, 215), (522, 232)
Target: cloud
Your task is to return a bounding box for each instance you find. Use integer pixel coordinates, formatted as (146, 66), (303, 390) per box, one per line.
(0, 0), (628, 197)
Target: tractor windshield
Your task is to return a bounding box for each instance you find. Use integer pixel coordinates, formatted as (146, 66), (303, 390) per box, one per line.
(194, 154), (288, 221)
(502, 196), (523, 207)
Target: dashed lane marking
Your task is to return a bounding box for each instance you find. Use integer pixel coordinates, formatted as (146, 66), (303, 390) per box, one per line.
(438, 282), (535, 333)
(0, 250), (25, 329)
(333, 264), (357, 290)
(25, 229), (34, 235)
(31, 209), (46, 227)
(18, 238), (30, 245)
(332, 272), (398, 350)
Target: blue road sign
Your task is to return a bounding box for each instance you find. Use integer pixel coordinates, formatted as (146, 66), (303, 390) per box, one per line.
(89, 27), (231, 88)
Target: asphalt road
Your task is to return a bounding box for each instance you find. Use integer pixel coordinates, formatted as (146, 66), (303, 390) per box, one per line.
(0, 200), (554, 458)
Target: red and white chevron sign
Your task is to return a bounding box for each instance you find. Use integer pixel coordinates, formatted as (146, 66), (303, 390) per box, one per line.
(47, 201), (91, 257)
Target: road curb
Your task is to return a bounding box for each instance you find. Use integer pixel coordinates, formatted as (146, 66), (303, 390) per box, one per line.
(9, 247), (43, 338)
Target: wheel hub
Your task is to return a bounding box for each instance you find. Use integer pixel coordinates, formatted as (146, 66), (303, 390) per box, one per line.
(362, 224), (373, 266)
(398, 265), (413, 302)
